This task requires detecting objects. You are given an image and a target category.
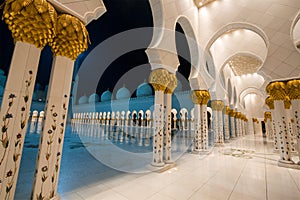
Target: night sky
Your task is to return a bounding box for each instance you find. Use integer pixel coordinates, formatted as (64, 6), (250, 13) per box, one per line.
(0, 0), (191, 97)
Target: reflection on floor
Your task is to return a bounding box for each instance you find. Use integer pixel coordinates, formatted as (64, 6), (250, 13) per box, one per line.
(16, 124), (300, 200)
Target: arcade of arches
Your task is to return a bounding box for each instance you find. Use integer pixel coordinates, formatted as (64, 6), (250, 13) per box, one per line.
(0, 0), (300, 200)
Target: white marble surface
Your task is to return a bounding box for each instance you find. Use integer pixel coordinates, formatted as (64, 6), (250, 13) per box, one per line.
(16, 125), (300, 200)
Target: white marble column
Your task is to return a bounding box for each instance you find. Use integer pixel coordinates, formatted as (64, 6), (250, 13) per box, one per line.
(286, 79), (300, 164)
(36, 111), (45, 134)
(267, 81), (294, 165)
(190, 90), (210, 152)
(30, 110), (39, 134)
(266, 96), (280, 152)
(0, 1), (57, 198)
(237, 112), (242, 137)
(224, 106), (230, 142)
(229, 110), (236, 139)
(32, 14), (89, 199)
(264, 112), (273, 139)
(211, 100), (225, 146)
(163, 73), (177, 163)
(201, 104), (209, 150)
(149, 68), (169, 167)
(0, 42), (41, 200)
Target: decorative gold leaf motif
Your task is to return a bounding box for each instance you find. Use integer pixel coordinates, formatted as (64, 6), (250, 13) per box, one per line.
(149, 68), (170, 91)
(211, 100), (224, 111)
(49, 14), (89, 60)
(165, 73), (177, 94)
(190, 90), (210, 105)
(2, 0), (57, 48)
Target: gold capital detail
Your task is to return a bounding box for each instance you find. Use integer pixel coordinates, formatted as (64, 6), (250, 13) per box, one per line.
(225, 106), (231, 115)
(190, 90), (210, 105)
(265, 96), (274, 110)
(264, 111), (272, 121)
(211, 100), (224, 111)
(149, 68), (170, 91)
(266, 81), (286, 100)
(50, 14), (89, 60)
(165, 73), (177, 94)
(286, 79), (300, 100)
(3, 0), (57, 48)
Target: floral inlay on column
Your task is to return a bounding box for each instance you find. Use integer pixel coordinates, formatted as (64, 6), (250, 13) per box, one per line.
(266, 81), (294, 164)
(0, 0), (57, 198)
(163, 73), (177, 163)
(211, 100), (225, 145)
(149, 68), (169, 166)
(190, 90), (210, 151)
(32, 13), (89, 200)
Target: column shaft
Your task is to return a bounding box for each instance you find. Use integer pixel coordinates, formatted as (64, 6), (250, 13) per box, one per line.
(193, 104), (202, 151)
(0, 42), (41, 200)
(274, 101), (293, 163)
(230, 116), (236, 138)
(163, 93), (172, 163)
(152, 91), (165, 166)
(201, 105), (209, 149)
(32, 56), (74, 199)
(224, 114), (230, 141)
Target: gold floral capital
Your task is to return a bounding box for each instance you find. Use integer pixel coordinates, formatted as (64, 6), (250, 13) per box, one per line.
(190, 90), (210, 105)
(284, 96), (291, 109)
(225, 106), (231, 115)
(3, 0), (57, 48)
(149, 68), (170, 91)
(265, 96), (274, 110)
(165, 73), (177, 94)
(266, 81), (287, 101)
(211, 100), (224, 111)
(264, 111), (272, 121)
(286, 79), (300, 100)
(50, 14), (89, 60)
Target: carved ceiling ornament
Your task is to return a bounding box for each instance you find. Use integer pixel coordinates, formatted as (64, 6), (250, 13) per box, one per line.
(227, 55), (262, 76)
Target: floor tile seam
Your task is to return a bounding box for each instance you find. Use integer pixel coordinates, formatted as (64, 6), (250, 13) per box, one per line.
(61, 193), (85, 200)
(109, 187), (137, 200)
(186, 167), (223, 200)
(146, 190), (177, 200)
(287, 169), (300, 192)
(226, 156), (249, 200)
(264, 137), (268, 200)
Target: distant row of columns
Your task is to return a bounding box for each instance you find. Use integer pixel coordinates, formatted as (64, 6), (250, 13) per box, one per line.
(0, 0), (89, 199)
(266, 79), (300, 166)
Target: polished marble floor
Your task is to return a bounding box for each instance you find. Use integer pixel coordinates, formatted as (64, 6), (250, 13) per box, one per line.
(16, 124), (300, 200)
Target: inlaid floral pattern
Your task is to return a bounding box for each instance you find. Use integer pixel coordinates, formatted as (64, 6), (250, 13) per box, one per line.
(3, 70), (33, 200)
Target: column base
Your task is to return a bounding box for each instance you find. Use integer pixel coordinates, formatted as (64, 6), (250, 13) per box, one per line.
(278, 159), (295, 165)
(278, 160), (300, 170)
(148, 162), (176, 173)
(50, 194), (61, 200)
(164, 159), (175, 164)
(214, 143), (224, 147)
(151, 162), (165, 167)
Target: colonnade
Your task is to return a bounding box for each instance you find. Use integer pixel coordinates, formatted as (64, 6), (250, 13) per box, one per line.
(265, 79), (300, 167)
(0, 0), (89, 199)
(0, 1), (254, 199)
